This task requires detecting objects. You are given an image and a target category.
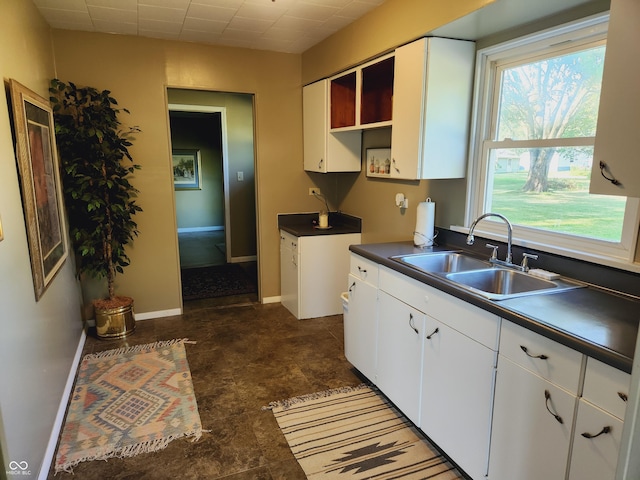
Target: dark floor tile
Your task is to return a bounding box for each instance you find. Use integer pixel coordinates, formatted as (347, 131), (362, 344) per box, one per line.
(47, 301), (358, 480)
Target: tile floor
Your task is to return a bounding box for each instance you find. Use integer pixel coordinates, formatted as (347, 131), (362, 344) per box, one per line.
(47, 295), (364, 479)
(178, 231), (227, 268)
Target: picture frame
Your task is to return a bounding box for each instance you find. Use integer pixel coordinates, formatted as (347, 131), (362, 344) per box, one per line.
(9, 79), (68, 300)
(366, 148), (391, 177)
(172, 149), (202, 190)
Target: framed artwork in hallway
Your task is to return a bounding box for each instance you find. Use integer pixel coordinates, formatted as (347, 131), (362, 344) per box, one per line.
(9, 79), (68, 300)
(172, 149), (202, 190)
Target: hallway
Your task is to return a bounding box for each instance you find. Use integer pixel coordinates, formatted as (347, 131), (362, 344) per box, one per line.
(48, 300), (362, 479)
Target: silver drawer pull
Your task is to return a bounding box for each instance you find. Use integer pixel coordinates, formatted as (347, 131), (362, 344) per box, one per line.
(521, 345), (548, 360)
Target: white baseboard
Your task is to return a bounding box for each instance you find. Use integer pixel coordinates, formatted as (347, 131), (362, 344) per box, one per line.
(85, 308), (182, 326)
(262, 296), (281, 304)
(40, 330), (87, 480)
(135, 308), (182, 321)
(230, 255), (257, 263)
(177, 226), (224, 233)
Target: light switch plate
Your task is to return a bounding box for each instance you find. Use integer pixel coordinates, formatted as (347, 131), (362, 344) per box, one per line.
(237, 171), (244, 181)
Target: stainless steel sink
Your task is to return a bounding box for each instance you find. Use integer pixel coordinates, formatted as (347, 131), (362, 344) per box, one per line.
(392, 252), (489, 273)
(444, 268), (584, 300)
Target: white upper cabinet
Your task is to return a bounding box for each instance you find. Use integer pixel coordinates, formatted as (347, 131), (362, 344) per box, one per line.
(590, 0), (640, 197)
(303, 79), (361, 173)
(390, 37), (475, 180)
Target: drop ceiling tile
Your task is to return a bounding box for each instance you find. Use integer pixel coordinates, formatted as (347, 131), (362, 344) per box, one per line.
(303, 0), (352, 7)
(234, 3), (286, 22)
(272, 15), (323, 32)
(192, 0), (244, 8)
(287, 3), (340, 22)
(36, 7), (92, 24)
(87, 5), (137, 22)
(33, 0), (88, 10)
(185, 3), (237, 22)
(182, 17), (228, 33)
(227, 16), (273, 33)
(138, 18), (183, 34)
(85, 0), (136, 10)
(139, 4), (187, 22)
(138, 0), (190, 8)
(179, 29), (223, 43)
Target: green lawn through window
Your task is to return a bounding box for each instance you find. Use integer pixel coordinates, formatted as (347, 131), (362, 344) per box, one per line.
(490, 172), (626, 242)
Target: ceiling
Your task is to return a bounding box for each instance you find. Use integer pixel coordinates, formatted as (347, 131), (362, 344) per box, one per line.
(33, 0), (386, 54)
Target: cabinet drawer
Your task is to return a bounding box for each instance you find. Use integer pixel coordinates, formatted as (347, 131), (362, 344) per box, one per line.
(380, 266), (499, 350)
(500, 320), (584, 394)
(583, 357), (630, 420)
(568, 399), (624, 480)
(349, 254), (379, 285)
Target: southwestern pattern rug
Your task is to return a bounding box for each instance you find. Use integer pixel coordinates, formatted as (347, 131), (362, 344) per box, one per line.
(264, 384), (463, 479)
(54, 339), (204, 473)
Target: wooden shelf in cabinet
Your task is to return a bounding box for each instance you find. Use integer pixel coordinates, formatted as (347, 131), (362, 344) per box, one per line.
(361, 56), (394, 125)
(330, 72), (356, 129)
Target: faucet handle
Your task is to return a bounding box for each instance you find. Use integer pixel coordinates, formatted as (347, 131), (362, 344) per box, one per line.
(485, 243), (499, 261)
(521, 252), (538, 271)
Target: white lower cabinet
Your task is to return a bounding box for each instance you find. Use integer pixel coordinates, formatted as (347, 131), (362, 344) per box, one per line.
(421, 316), (496, 480)
(489, 356), (577, 480)
(344, 273), (378, 381)
(376, 290), (425, 425)
(567, 357), (630, 480)
(568, 400), (624, 480)
(344, 256), (628, 480)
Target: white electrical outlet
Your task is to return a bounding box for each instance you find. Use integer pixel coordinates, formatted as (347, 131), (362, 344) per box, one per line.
(309, 187), (321, 196)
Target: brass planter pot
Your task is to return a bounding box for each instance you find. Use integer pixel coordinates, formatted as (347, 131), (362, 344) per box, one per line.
(94, 298), (135, 339)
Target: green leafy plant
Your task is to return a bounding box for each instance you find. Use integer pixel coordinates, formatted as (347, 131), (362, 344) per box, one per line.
(49, 79), (142, 305)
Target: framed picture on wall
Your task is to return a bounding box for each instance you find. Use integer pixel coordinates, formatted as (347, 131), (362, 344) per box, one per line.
(366, 148), (391, 177)
(173, 149), (202, 190)
(9, 79), (68, 300)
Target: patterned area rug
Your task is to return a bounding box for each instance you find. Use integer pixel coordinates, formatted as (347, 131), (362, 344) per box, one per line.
(265, 385), (463, 479)
(181, 263), (257, 301)
(54, 339), (204, 473)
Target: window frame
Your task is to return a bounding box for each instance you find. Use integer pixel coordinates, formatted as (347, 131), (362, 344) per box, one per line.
(462, 12), (640, 270)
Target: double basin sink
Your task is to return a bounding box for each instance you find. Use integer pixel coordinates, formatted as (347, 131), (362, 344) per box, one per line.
(391, 251), (585, 301)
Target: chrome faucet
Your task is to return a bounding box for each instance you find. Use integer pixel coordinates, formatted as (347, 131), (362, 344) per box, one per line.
(467, 213), (514, 265)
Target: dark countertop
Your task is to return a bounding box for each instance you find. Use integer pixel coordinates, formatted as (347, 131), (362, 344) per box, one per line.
(278, 212), (362, 237)
(350, 241), (639, 373)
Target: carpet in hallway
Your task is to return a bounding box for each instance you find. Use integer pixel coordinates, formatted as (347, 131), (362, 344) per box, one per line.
(181, 263), (257, 300)
(54, 339), (204, 474)
(265, 384), (464, 479)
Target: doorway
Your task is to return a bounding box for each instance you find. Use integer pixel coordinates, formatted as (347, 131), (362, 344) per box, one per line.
(167, 89), (258, 303)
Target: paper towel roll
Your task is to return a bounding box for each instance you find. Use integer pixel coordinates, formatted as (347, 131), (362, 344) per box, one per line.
(414, 198), (435, 247)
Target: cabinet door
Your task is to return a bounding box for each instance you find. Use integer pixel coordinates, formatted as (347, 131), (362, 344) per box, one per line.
(389, 38), (425, 179)
(390, 37), (474, 180)
(303, 80), (327, 173)
(590, 0), (640, 196)
(377, 291), (425, 425)
(303, 80), (362, 173)
(421, 317), (495, 480)
(344, 274), (378, 381)
(568, 399), (624, 480)
(280, 233), (299, 317)
(488, 356), (576, 480)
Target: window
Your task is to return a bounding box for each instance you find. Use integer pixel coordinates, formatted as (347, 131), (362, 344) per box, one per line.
(466, 13), (640, 265)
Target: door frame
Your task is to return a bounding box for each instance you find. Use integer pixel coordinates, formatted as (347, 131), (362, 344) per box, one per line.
(168, 103), (231, 263)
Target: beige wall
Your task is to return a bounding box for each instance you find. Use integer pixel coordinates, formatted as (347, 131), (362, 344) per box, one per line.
(51, 31), (314, 308)
(0, 0), (83, 476)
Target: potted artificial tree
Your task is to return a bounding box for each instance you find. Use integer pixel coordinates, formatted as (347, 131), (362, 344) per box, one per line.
(49, 79), (142, 339)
